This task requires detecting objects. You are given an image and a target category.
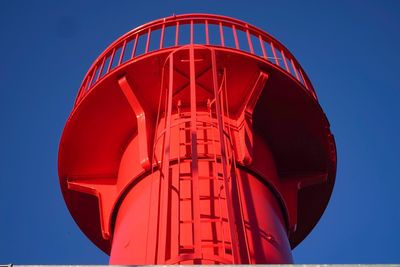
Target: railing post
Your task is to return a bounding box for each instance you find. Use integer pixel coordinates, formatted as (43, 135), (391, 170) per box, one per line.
(281, 50), (290, 73)
(97, 56), (106, 81)
(131, 34), (138, 59)
(107, 48), (116, 73)
(190, 20), (194, 44)
(290, 58), (300, 81)
(232, 25), (239, 49)
(259, 35), (267, 59)
(270, 42), (279, 65)
(160, 24), (165, 49)
(175, 22), (180, 46)
(219, 22), (225, 47)
(205, 20), (210, 45)
(145, 28), (151, 53)
(245, 25), (254, 54)
(118, 40), (127, 65)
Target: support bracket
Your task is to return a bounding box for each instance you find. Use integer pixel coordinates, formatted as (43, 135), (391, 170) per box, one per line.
(234, 71), (269, 165)
(118, 76), (151, 170)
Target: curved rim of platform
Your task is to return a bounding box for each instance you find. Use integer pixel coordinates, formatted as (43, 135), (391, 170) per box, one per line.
(73, 13), (316, 108)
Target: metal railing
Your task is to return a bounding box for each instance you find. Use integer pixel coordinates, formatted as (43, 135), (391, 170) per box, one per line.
(75, 14), (316, 106)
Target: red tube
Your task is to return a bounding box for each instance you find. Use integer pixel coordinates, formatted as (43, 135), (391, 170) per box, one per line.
(58, 14), (336, 265)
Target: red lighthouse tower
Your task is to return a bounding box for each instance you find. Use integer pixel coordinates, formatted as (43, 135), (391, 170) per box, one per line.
(58, 14), (336, 264)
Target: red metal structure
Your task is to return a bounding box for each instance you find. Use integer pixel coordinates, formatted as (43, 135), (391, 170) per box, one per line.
(58, 14), (336, 264)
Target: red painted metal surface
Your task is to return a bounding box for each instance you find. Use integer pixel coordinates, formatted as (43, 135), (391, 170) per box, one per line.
(58, 14), (336, 264)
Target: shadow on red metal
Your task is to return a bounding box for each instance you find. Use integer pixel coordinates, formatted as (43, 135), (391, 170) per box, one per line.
(58, 13), (336, 264)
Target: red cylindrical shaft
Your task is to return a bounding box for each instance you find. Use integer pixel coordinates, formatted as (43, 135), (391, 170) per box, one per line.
(109, 111), (292, 264)
(58, 14), (336, 265)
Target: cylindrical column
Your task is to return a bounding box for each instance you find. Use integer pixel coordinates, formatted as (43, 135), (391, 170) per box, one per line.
(109, 118), (292, 263)
(59, 14), (336, 265)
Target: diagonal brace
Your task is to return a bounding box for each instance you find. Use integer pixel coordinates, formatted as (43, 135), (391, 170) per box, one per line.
(118, 76), (151, 170)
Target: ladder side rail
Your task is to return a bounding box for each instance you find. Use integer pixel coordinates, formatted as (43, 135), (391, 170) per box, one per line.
(157, 54), (175, 263)
(189, 45), (202, 260)
(208, 100), (228, 257)
(222, 68), (251, 263)
(210, 49), (241, 263)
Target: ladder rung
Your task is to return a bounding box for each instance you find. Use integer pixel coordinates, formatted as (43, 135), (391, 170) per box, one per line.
(198, 138), (219, 142)
(200, 218), (222, 223)
(201, 239), (232, 245)
(178, 114), (191, 119)
(200, 243), (232, 249)
(199, 196), (216, 200)
(202, 196), (227, 200)
(179, 196), (226, 201)
(196, 126), (215, 130)
(180, 220), (194, 224)
(179, 245), (195, 252)
(179, 141), (219, 146)
(195, 157), (220, 162)
(179, 127), (214, 131)
(179, 176), (222, 181)
(178, 156), (221, 162)
(200, 176), (219, 180)
(180, 217), (227, 223)
(200, 215), (228, 221)
(180, 196), (225, 201)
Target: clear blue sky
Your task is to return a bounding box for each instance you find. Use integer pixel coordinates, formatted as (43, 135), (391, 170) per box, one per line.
(0, 0), (399, 264)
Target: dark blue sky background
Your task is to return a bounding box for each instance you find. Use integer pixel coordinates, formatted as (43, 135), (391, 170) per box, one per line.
(1, 0), (399, 264)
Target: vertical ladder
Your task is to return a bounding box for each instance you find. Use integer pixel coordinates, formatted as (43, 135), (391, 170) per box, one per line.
(155, 46), (249, 264)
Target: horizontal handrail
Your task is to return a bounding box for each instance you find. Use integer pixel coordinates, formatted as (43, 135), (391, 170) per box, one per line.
(74, 14), (316, 106)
